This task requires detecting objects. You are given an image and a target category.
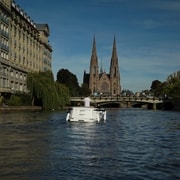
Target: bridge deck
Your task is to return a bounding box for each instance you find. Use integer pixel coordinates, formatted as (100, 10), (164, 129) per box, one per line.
(70, 96), (163, 104)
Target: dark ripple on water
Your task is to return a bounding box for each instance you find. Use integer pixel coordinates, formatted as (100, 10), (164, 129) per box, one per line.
(0, 109), (179, 179)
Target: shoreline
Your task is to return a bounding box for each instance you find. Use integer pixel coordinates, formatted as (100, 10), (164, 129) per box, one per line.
(0, 106), (42, 112)
(0, 103), (179, 112)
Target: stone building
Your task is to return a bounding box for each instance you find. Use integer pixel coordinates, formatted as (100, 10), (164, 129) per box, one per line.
(0, 0), (52, 94)
(83, 36), (121, 96)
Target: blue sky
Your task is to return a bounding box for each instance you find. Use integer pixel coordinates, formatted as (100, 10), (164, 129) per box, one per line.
(15, 0), (180, 92)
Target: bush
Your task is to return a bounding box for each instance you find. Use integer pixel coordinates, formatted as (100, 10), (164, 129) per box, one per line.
(7, 93), (31, 106)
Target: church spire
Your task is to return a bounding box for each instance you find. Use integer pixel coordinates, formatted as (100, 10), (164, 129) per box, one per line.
(91, 35), (98, 63)
(111, 35), (118, 66)
(110, 35), (121, 95)
(89, 35), (99, 94)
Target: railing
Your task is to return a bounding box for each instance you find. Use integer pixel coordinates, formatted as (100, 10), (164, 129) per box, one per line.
(70, 96), (163, 104)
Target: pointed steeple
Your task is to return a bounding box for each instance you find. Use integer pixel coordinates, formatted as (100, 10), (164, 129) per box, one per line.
(89, 35), (99, 94)
(111, 35), (118, 66)
(110, 35), (121, 95)
(91, 35), (98, 63)
(90, 35), (98, 69)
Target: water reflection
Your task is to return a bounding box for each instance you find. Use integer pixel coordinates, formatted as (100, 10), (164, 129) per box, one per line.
(0, 109), (179, 179)
(0, 111), (64, 179)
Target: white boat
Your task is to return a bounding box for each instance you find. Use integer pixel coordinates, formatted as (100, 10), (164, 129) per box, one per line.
(66, 107), (106, 122)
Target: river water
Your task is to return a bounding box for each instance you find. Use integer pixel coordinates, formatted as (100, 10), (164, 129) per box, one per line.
(0, 109), (179, 180)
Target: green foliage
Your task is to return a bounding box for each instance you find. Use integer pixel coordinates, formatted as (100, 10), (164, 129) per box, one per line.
(8, 93), (31, 106)
(167, 71), (180, 83)
(27, 71), (69, 110)
(8, 95), (22, 106)
(150, 71), (180, 99)
(150, 80), (161, 92)
(80, 83), (91, 96)
(56, 68), (80, 96)
(166, 75), (180, 99)
(55, 82), (70, 105)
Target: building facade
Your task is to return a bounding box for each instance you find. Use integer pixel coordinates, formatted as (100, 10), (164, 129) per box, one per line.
(83, 36), (121, 96)
(0, 0), (52, 94)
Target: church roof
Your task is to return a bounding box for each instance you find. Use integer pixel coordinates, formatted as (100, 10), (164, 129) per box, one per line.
(99, 72), (110, 79)
(83, 73), (89, 85)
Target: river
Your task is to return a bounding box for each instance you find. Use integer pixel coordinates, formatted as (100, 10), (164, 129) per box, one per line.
(0, 109), (179, 179)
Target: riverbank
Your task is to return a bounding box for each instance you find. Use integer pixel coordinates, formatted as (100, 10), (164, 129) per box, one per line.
(0, 101), (179, 112)
(173, 100), (180, 111)
(0, 106), (42, 112)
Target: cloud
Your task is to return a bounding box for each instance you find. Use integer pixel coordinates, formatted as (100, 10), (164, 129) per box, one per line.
(157, 0), (180, 11)
(16, 0), (179, 93)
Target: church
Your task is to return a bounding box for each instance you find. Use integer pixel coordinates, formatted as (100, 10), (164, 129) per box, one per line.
(83, 36), (121, 96)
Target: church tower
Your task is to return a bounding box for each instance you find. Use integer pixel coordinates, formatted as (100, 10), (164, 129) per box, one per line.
(89, 36), (99, 94)
(83, 36), (121, 96)
(110, 36), (121, 95)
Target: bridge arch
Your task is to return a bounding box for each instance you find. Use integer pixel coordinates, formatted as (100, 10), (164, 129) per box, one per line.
(70, 96), (164, 110)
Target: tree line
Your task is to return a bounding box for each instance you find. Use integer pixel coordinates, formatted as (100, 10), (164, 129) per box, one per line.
(150, 70), (180, 100)
(3, 69), (179, 110)
(2, 69), (90, 110)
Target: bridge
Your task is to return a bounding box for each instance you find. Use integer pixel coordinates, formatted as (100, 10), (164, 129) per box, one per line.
(70, 96), (164, 110)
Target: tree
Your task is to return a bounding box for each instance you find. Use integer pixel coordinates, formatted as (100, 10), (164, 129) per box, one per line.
(150, 71), (180, 99)
(80, 83), (91, 96)
(55, 82), (70, 105)
(167, 70), (180, 83)
(151, 80), (161, 91)
(27, 71), (69, 110)
(150, 80), (162, 96)
(166, 71), (180, 99)
(8, 93), (31, 106)
(56, 69), (80, 96)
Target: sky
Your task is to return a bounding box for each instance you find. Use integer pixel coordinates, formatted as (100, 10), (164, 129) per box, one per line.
(15, 0), (180, 92)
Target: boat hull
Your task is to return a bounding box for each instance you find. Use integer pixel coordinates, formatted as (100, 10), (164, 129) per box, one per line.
(66, 107), (106, 122)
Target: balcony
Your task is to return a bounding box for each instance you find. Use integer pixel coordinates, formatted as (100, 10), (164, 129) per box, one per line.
(1, 16), (9, 25)
(1, 44), (9, 52)
(0, 87), (12, 93)
(1, 30), (9, 38)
